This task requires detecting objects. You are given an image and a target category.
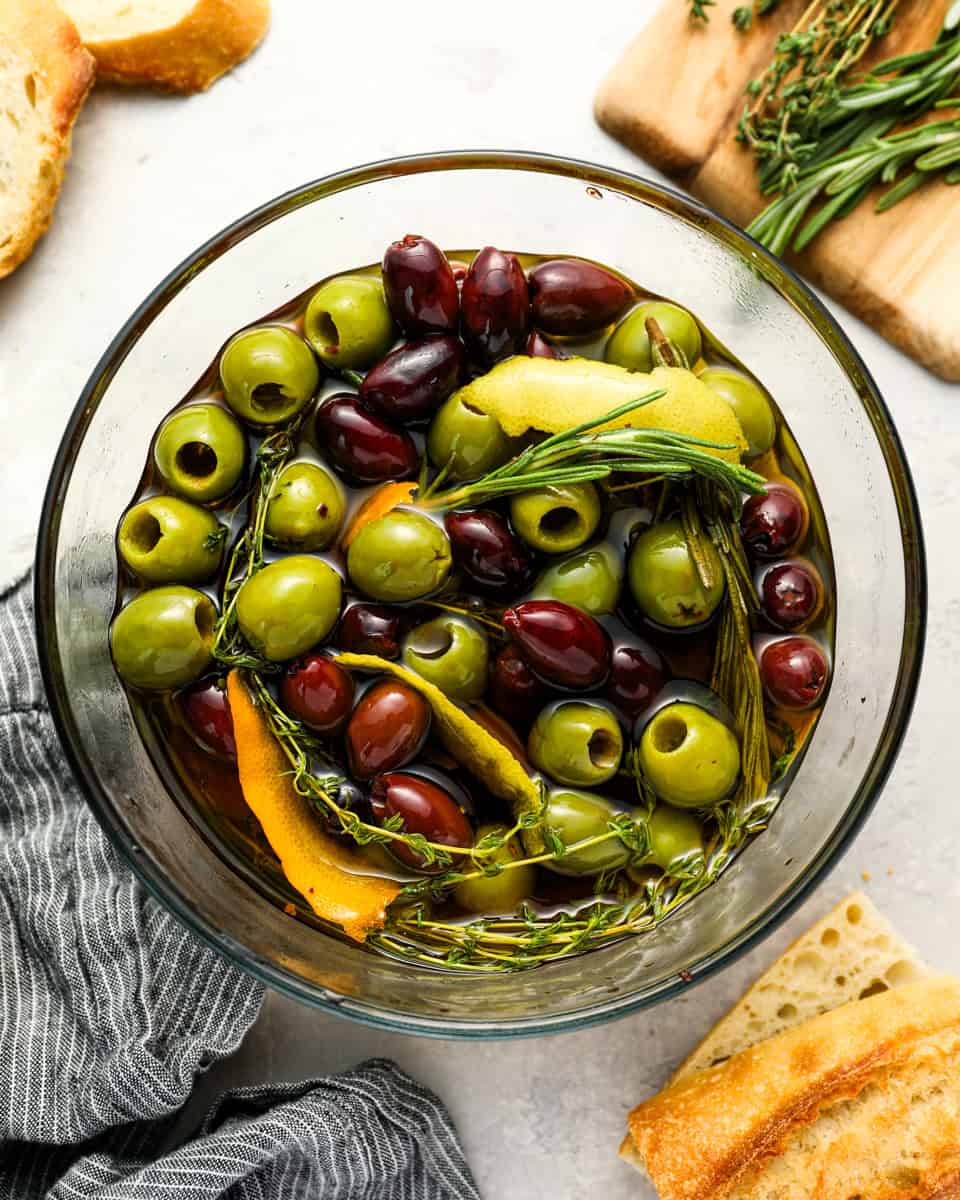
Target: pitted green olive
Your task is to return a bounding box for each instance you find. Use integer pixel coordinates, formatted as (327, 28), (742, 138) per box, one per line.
(427, 393), (515, 481)
(453, 824), (537, 914)
(528, 701), (623, 787)
(605, 301), (702, 371)
(510, 483), (601, 555)
(536, 789), (631, 877)
(347, 510), (452, 602)
(219, 325), (319, 426)
(531, 544), (622, 614)
(265, 462), (346, 551)
(628, 518), (724, 628)
(111, 586), (216, 690)
(236, 555), (342, 662)
(402, 615), (489, 702)
(638, 702), (740, 809)
(153, 404), (246, 503)
(118, 496), (224, 584)
(304, 276), (395, 369)
(698, 367), (776, 459)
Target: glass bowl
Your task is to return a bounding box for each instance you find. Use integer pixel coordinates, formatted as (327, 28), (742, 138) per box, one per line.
(35, 152), (925, 1038)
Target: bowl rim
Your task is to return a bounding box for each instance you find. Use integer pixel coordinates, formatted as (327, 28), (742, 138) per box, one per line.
(34, 149), (927, 1039)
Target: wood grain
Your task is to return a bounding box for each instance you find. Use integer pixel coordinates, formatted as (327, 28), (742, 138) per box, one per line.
(595, 0), (960, 380)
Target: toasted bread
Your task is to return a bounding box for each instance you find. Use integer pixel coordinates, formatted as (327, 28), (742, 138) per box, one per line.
(58, 0), (270, 93)
(0, 0), (95, 278)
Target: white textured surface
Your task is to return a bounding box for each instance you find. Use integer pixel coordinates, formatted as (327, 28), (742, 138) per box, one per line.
(2, 1), (957, 1196)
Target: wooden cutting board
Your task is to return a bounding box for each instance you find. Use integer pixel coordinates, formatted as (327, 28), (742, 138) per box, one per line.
(595, 0), (960, 381)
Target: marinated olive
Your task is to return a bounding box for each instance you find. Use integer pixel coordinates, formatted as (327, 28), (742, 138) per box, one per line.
(760, 636), (829, 710)
(347, 510), (452, 602)
(698, 367), (776, 459)
(181, 677), (236, 760)
(111, 586), (215, 691)
(337, 603), (403, 659)
(118, 496), (225, 584)
(531, 544), (622, 615)
(314, 394), (419, 484)
(638, 702), (740, 809)
(740, 482), (807, 559)
(402, 615), (489, 702)
(605, 301), (702, 372)
(154, 404), (246, 503)
(461, 246), (529, 362)
(304, 276), (395, 369)
(453, 824), (537, 914)
(525, 330), (562, 359)
(503, 600), (610, 689)
(528, 701), (623, 787)
(528, 258), (632, 335)
(235, 555), (342, 662)
(426, 393), (515, 481)
(382, 234), (460, 335)
(644, 805), (705, 873)
(359, 334), (464, 422)
(627, 518), (724, 629)
(370, 770), (473, 870)
(346, 680), (431, 779)
(607, 640), (670, 720)
(489, 644), (550, 727)
(538, 789), (630, 877)
(444, 509), (534, 597)
(219, 325), (319, 426)
(509, 482), (601, 555)
(265, 461), (345, 551)
(281, 654), (355, 733)
(761, 561), (821, 630)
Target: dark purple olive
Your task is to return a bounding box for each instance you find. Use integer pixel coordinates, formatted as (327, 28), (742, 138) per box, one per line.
(525, 330), (563, 359)
(740, 482), (807, 559)
(527, 258), (633, 335)
(489, 644), (550, 727)
(359, 334), (464, 423)
(607, 640), (670, 719)
(760, 636), (829, 710)
(761, 562), (821, 630)
(337, 603), (403, 659)
(345, 679), (431, 779)
(314, 394), (419, 484)
(503, 600), (610, 689)
(281, 654), (355, 733)
(461, 246), (529, 362)
(382, 234), (459, 335)
(181, 679), (236, 760)
(370, 769), (473, 870)
(444, 509), (535, 597)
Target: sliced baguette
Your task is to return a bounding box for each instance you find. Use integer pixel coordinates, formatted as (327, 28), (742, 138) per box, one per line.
(0, 0), (95, 278)
(57, 0), (270, 93)
(625, 975), (960, 1200)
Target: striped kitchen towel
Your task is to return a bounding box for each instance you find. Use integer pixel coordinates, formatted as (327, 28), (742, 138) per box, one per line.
(0, 573), (479, 1200)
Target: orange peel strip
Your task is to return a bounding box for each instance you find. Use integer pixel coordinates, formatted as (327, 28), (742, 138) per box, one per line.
(342, 482), (418, 548)
(227, 670), (401, 942)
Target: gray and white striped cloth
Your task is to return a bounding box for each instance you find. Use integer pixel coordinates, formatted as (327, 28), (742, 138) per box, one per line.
(0, 573), (479, 1200)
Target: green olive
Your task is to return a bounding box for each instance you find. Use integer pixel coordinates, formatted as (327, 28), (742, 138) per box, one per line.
(628, 518), (724, 628)
(111, 586), (216, 691)
(219, 325), (319, 426)
(698, 367), (776, 459)
(510, 483), (601, 555)
(453, 824), (537, 915)
(236, 555), (342, 662)
(536, 789), (630, 877)
(605, 301), (702, 372)
(153, 404), (247, 503)
(118, 496), (225, 584)
(528, 701), (623, 787)
(402, 615), (488, 702)
(426, 393), (515, 481)
(638, 702), (740, 809)
(304, 276), (395, 369)
(643, 804), (705, 873)
(347, 510), (452, 602)
(531, 544), (622, 614)
(265, 461), (345, 551)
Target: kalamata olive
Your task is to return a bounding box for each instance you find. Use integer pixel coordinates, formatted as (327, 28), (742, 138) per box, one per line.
(740, 482), (807, 559)
(489, 644), (550, 727)
(503, 600), (610, 689)
(382, 235), (460, 335)
(444, 509), (535, 597)
(359, 334), (464, 423)
(761, 562), (821, 630)
(527, 258), (632, 335)
(607, 640), (670, 719)
(313, 394), (419, 484)
(181, 678), (236, 760)
(525, 330), (562, 359)
(370, 769), (473, 871)
(760, 636), (829, 710)
(337, 603), (404, 659)
(345, 679), (431, 779)
(281, 654), (355, 733)
(461, 246), (529, 362)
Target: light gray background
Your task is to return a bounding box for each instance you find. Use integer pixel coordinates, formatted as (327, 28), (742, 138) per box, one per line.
(2, 2), (955, 1196)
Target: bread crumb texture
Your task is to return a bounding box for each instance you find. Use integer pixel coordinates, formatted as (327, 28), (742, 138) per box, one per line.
(0, 0), (94, 277)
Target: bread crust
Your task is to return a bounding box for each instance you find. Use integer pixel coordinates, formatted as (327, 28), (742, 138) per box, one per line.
(0, 0), (95, 278)
(624, 976), (960, 1200)
(62, 0), (271, 93)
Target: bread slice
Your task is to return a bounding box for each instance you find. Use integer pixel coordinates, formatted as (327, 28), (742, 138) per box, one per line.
(57, 0), (271, 93)
(671, 892), (928, 1084)
(625, 975), (960, 1200)
(0, 0), (95, 278)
